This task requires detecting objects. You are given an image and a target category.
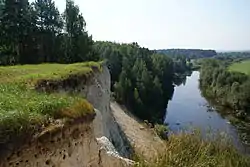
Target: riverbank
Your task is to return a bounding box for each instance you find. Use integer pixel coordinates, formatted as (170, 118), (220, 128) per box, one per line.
(199, 59), (250, 149)
(200, 91), (250, 148)
(165, 71), (250, 153)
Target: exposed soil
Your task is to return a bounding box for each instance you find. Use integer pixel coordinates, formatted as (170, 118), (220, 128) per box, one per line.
(111, 102), (165, 161)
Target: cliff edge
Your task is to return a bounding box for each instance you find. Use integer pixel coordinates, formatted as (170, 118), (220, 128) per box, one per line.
(0, 63), (164, 167)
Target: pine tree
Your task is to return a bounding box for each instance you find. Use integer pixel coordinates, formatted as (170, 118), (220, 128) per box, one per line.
(64, 0), (93, 63)
(33, 0), (63, 62)
(0, 0), (33, 64)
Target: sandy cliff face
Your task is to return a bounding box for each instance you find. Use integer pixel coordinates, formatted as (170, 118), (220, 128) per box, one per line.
(0, 117), (131, 167)
(84, 65), (133, 157)
(0, 65), (132, 167)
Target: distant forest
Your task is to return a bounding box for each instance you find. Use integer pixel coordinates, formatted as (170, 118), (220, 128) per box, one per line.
(157, 49), (217, 59)
(216, 52), (250, 63)
(157, 49), (250, 60)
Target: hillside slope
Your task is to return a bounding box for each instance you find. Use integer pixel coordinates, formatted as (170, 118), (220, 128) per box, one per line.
(111, 102), (165, 160)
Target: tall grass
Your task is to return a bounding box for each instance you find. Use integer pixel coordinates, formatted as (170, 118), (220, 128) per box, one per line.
(0, 62), (101, 144)
(135, 132), (250, 167)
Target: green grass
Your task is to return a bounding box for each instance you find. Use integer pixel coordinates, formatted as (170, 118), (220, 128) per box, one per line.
(135, 132), (250, 167)
(0, 62), (102, 83)
(229, 60), (250, 75)
(0, 62), (101, 144)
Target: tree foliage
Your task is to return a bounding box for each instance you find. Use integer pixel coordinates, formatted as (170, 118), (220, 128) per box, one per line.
(94, 41), (177, 123)
(0, 0), (97, 65)
(200, 59), (250, 118)
(157, 49), (217, 59)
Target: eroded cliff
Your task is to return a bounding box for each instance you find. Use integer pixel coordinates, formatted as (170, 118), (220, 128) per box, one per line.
(0, 64), (133, 167)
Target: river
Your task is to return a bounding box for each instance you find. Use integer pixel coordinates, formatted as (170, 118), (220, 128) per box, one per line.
(164, 71), (249, 153)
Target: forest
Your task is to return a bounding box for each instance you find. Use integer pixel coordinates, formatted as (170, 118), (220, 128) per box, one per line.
(215, 52), (250, 66)
(157, 49), (217, 59)
(94, 41), (192, 122)
(0, 0), (98, 65)
(217, 52), (250, 60)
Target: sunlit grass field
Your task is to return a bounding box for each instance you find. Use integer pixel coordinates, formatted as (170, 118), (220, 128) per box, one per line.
(0, 62), (101, 144)
(229, 60), (250, 75)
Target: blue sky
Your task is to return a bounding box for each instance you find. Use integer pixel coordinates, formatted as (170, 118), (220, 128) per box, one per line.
(31, 0), (250, 51)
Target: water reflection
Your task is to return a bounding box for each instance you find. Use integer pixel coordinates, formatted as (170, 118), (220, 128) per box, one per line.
(174, 75), (187, 86)
(164, 71), (249, 153)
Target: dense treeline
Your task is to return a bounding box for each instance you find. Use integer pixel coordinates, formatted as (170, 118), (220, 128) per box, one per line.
(0, 0), (97, 65)
(157, 49), (217, 59)
(217, 52), (250, 59)
(200, 59), (250, 118)
(172, 55), (193, 74)
(94, 41), (176, 122)
(215, 52), (250, 65)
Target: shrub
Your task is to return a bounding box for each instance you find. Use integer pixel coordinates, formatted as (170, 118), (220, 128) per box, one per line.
(154, 124), (168, 140)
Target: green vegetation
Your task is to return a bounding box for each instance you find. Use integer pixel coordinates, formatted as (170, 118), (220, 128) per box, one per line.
(0, 0), (192, 125)
(135, 132), (250, 167)
(229, 60), (250, 75)
(94, 42), (192, 123)
(0, 0), (98, 65)
(0, 0), (101, 145)
(1, 0), (249, 164)
(216, 52), (250, 63)
(94, 42), (174, 123)
(0, 62), (101, 83)
(157, 49), (217, 59)
(154, 124), (168, 140)
(199, 58), (250, 146)
(200, 59), (250, 116)
(0, 62), (100, 145)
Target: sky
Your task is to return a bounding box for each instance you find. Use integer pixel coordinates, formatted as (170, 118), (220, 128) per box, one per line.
(31, 0), (250, 51)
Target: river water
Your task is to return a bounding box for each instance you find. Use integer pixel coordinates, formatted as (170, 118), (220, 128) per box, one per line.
(164, 71), (248, 153)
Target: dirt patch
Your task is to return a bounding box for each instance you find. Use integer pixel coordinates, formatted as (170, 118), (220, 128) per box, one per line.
(0, 116), (129, 167)
(35, 71), (94, 93)
(111, 102), (165, 161)
(0, 118), (97, 167)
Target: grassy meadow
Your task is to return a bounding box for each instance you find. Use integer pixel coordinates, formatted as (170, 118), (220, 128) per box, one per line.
(0, 62), (101, 144)
(229, 60), (250, 75)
